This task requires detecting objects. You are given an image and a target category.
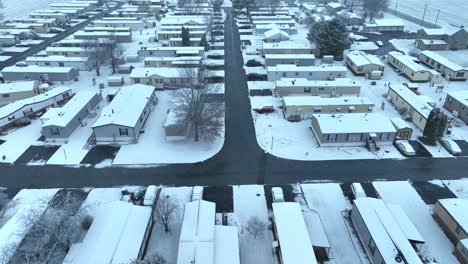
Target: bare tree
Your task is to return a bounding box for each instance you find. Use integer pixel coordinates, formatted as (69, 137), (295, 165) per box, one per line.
(0, 191), (10, 218)
(129, 254), (167, 264)
(174, 67), (224, 142)
(203, 14), (215, 44)
(108, 39), (123, 74)
(85, 40), (109, 76)
(154, 195), (179, 233)
(362, 0), (389, 21)
(245, 216), (267, 239)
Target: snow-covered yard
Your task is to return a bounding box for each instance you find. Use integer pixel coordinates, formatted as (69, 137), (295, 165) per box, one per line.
(112, 91), (224, 165)
(301, 183), (369, 264)
(373, 181), (459, 263)
(0, 119), (42, 163)
(351, 41), (379, 51)
(441, 179), (468, 199)
(232, 185), (277, 264)
(146, 187), (193, 264)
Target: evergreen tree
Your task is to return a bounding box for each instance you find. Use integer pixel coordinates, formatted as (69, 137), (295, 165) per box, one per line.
(423, 108), (448, 145)
(307, 19), (350, 60)
(200, 34), (209, 51)
(181, 27), (191, 47)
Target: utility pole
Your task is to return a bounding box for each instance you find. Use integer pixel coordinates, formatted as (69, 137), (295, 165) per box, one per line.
(420, 1), (428, 26)
(435, 9), (440, 24)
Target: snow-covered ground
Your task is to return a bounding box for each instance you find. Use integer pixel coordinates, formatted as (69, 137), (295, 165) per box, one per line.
(301, 183), (369, 264)
(351, 41), (379, 51)
(112, 91), (224, 165)
(441, 179), (468, 199)
(146, 187), (193, 264)
(0, 119), (42, 163)
(232, 185), (277, 264)
(373, 181), (459, 263)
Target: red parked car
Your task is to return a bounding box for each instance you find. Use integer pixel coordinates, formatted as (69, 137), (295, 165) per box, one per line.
(255, 106), (275, 114)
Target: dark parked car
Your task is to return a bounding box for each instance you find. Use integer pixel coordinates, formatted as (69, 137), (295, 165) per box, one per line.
(255, 106), (274, 114)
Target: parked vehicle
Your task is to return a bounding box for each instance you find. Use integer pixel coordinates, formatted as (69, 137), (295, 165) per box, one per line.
(351, 183), (366, 199)
(143, 185), (157, 206)
(255, 106), (274, 114)
(192, 186), (203, 201)
(440, 139), (462, 155)
(394, 140), (416, 156)
(375, 41), (384, 47)
(272, 187), (285, 203)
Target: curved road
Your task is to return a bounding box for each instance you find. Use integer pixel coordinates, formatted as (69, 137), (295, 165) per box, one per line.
(1, 10), (468, 195)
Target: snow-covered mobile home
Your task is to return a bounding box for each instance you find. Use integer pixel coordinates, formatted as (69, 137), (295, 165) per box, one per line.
(275, 78), (361, 97)
(387, 51), (441, 83)
(265, 54), (315, 67)
(1, 66), (79, 82)
(345, 51), (384, 76)
(130, 67), (198, 88)
(418, 50), (468, 81)
(25, 56), (93, 71)
(92, 84), (157, 145)
(0, 81), (39, 106)
(267, 65), (347, 81)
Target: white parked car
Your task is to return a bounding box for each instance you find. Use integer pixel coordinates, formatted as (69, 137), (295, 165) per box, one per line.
(192, 186), (204, 201)
(394, 140), (416, 156)
(440, 139), (462, 155)
(143, 185), (157, 206)
(246, 50), (259, 55)
(375, 41), (384, 47)
(351, 183), (366, 199)
(271, 187), (285, 203)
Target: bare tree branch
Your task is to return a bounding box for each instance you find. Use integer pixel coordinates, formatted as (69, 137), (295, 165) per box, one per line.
(246, 216), (267, 239)
(154, 195), (179, 233)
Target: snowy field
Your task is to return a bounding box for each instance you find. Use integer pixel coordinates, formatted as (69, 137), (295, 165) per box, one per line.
(0, 0), (74, 21)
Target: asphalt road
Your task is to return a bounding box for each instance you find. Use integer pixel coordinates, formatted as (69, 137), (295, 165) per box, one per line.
(1, 9), (468, 196)
(0, 2), (125, 70)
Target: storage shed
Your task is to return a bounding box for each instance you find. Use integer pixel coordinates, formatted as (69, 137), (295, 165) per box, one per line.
(263, 29), (289, 42)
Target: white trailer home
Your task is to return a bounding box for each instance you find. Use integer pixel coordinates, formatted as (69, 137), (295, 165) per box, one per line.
(263, 29), (290, 42)
(265, 54), (315, 67)
(73, 31), (132, 43)
(40, 91), (101, 140)
(267, 65), (347, 81)
(137, 46), (204, 58)
(0, 81), (39, 106)
(282, 96), (374, 121)
(144, 56), (202, 68)
(1, 66), (79, 82)
(157, 30), (206, 41)
(387, 51), (442, 83)
(160, 16), (205, 27)
(92, 84), (157, 145)
(0, 35), (19, 46)
(311, 113), (396, 147)
(419, 50), (468, 81)
(63, 201), (153, 264)
(364, 19), (405, 32)
(83, 26), (131, 33)
(169, 37), (202, 47)
(130, 67), (198, 88)
(0, 87), (72, 130)
(93, 20), (146, 31)
(177, 200), (240, 264)
(387, 85), (434, 131)
(346, 51), (384, 76)
(46, 47), (89, 57)
(272, 202), (318, 264)
(351, 198), (425, 264)
(262, 41), (314, 56)
(29, 11), (68, 23)
(276, 78), (361, 97)
(160, 25), (207, 32)
(25, 56), (93, 71)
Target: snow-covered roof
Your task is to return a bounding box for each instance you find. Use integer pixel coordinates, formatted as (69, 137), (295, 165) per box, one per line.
(283, 96), (373, 107)
(272, 202), (317, 264)
(140, 46), (204, 52)
(0, 81), (37, 94)
(374, 19), (405, 27)
(313, 113), (396, 134)
(214, 226), (240, 264)
(94, 20), (144, 24)
(353, 198), (423, 264)
(255, 24), (290, 30)
(263, 41), (312, 50)
(74, 31), (131, 37)
(41, 91), (98, 127)
(277, 78), (359, 88)
(130, 67), (198, 78)
(388, 51), (429, 73)
(263, 29), (289, 39)
(269, 65), (346, 73)
(447, 90), (468, 107)
(26, 55), (89, 62)
(64, 201), (152, 264)
(390, 117), (411, 130)
(461, 238), (468, 249)
(160, 16), (205, 25)
(46, 46), (88, 53)
(265, 54), (315, 60)
(420, 50), (467, 72)
(346, 50), (384, 67)
(419, 39), (447, 45)
(438, 199), (468, 232)
(389, 85), (433, 118)
(326, 2), (343, 9)
(421, 28), (446, 36)
(247, 81), (276, 90)
(2, 65), (76, 73)
(0, 87), (71, 119)
(178, 200), (216, 264)
(302, 211), (330, 249)
(386, 204), (425, 243)
(92, 84), (155, 128)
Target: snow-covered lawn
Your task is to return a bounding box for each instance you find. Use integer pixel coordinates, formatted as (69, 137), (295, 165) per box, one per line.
(301, 183), (369, 264)
(232, 185), (277, 264)
(442, 179), (468, 199)
(112, 91), (224, 165)
(389, 39), (416, 54)
(0, 119), (42, 163)
(79, 188), (122, 216)
(146, 187), (193, 264)
(373, 181), (458, 263)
